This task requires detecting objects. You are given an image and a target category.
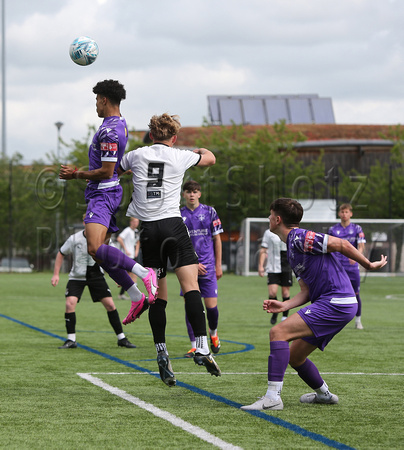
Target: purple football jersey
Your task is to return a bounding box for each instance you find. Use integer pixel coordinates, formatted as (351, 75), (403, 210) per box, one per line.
(287, 228), (355, 302)
(181, 204), (223, 271)
(328, 222), (366, 269)
(86, 116), (128, 195)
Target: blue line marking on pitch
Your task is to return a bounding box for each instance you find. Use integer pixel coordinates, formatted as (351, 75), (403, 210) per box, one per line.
(1, 313), (355, 450)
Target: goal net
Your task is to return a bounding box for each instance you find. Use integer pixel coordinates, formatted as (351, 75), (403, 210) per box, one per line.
(236, 217), (404, 277)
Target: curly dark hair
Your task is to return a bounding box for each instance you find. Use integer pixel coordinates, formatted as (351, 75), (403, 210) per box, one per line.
(92, 79), (126, 105)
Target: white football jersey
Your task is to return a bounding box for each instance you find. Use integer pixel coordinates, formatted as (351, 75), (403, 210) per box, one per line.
(120, 144), (201, 221)
(261, 229), (287, 273)
(60, 230), (95, 280)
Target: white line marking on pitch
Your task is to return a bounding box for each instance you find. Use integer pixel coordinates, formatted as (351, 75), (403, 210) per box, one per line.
(77, 373), (242, 450)
(84, 371), (404, 376)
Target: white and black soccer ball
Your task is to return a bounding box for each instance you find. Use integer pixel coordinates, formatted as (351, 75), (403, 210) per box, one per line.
(69, 36), (99, 66)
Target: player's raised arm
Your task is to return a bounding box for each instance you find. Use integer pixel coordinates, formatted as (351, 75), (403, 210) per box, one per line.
(193, 148), (216, 167)
(327, 235), (387, 270)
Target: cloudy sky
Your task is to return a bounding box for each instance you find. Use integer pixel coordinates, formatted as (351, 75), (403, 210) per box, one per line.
(2, 0), (404, 163)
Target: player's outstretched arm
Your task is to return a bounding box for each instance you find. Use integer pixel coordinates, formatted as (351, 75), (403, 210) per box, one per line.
(327, 235), (388, 270)
(59, 161), (115, 181)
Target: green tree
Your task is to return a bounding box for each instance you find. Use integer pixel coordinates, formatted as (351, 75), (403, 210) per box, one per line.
(186, 121), (326, 223)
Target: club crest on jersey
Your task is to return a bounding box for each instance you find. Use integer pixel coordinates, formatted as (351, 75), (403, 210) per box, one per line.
(304, 231), (316, 252)
(101, 142), (118, 155)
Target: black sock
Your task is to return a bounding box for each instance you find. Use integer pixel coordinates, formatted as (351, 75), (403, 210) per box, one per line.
(184, 290), (206, 337)
(107, 309), (123, 335)
(269, 297), (278, 318)
(65, 312), (76, 335)
(148, 298), (167, 344)
(282, 297), (290, 317)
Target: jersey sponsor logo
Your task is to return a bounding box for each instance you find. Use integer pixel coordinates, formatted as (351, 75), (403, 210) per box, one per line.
(189, 229), (209, 237)
(304, 231), (316, 252)
(147, 190), (161, 199)
(100, 142), (118, 153)
(213, 218), (221, 227)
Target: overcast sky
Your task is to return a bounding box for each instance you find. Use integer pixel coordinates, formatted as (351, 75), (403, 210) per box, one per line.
(2, 0), (404, 163)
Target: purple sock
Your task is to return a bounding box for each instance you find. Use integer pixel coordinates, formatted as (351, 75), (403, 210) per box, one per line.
(268, 340), (290, 382)
(185, 313), (195, 342)
(206, 306), (219, 331)
(95, 245), (134, 291)
(95, 244), (136, 272)
(356, 293), (362, 316)
(292, 358), (324, 390)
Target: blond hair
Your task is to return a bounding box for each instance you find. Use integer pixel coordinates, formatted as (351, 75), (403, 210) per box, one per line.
(148, 113), (181, 141)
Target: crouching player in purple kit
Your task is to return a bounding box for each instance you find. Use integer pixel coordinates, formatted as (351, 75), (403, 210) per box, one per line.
(59, 80), (158, 318)
(181, 180), (223, 357)
(241, 198), (387, 411)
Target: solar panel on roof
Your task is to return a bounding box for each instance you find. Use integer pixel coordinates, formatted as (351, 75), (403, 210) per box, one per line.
(288, 98), (314, 124)
(207, 94), (335, 125)
(310, 98), (335, 124)
(241, 99), (267, 125)
(264, 98), (290, 124)
(219, 98), (243, 125)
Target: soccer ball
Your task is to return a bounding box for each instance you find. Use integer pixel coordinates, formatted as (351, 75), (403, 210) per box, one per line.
(69, 36), (99, 66)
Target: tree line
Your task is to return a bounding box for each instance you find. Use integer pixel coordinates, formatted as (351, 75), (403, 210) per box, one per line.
(1, 122), (403, 270)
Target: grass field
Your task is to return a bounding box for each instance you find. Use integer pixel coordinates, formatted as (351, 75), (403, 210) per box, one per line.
(1, 271), (403, 449)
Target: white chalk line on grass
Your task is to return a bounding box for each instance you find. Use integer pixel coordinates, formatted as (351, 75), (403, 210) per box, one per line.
(77, 373), (242, 450)
(84, 371), (404, 376)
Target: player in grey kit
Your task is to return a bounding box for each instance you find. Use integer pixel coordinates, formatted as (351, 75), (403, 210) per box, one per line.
(51, 226), (135, 349)
(241, 198), (387, 411)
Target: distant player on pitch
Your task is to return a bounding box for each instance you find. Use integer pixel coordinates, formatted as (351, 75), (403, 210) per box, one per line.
(328, 203), (366, 329)
(181, 180), (223, 357)
(258, 228), (293, 325)
(51, 221), (136, 349)
(241, 198), (387, 411)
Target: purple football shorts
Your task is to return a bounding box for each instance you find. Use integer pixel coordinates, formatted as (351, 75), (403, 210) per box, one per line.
(298, 297), (358, 351)
(180, 271), (218, 298)
(84, 187), (122, 234)
(344, 266), (361, 294)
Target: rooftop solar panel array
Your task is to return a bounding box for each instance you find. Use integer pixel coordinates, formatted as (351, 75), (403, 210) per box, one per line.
(208, 94), (335, 125)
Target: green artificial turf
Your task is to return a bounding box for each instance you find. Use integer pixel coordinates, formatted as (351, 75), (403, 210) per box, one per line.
(0, 272), (403, 449)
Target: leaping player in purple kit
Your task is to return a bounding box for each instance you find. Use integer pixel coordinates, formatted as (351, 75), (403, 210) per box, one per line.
(241, 198), (387, 411)
(328, 203), (366, 329)
(59, 80), (158, 319)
